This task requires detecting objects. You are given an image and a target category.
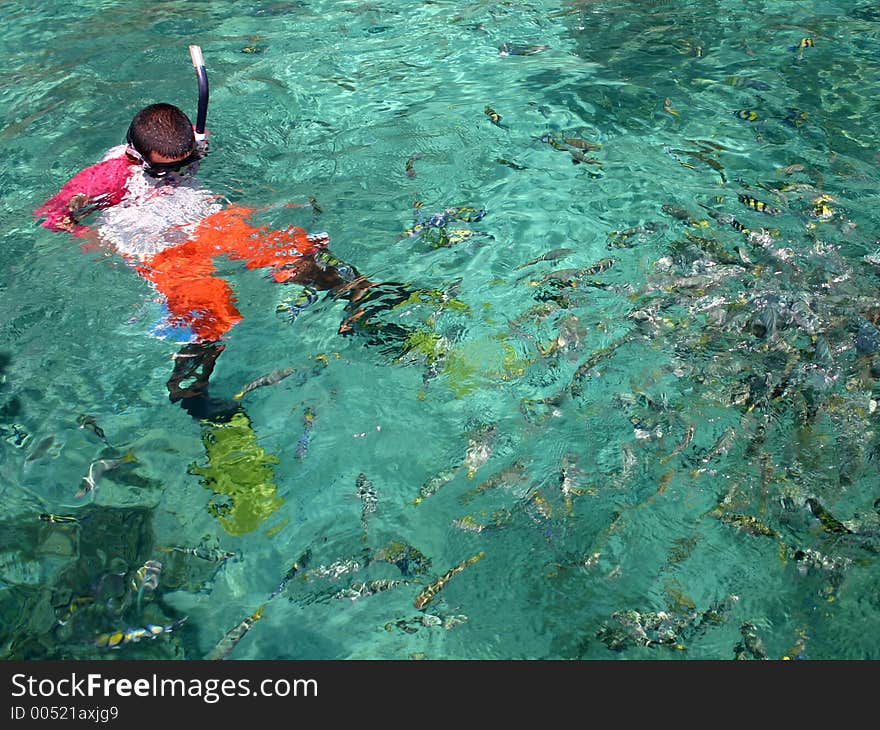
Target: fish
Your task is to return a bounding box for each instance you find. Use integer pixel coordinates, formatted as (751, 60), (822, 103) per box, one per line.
(448, 206), (487, 223)
(812, 195), (835, 219)
(268, 549), (312, 600)
(75, 449), (137, 499)
(724, 76), (771, 90)
(498, 43), (548, 56)
(805, 497), (851, 535)
(714, 511), (779, 537)
(783, 109), (809, 128)
(583, 257), (617, 275)
(56, 596), (94, 626)
(514, 248), (574, 270)
(372, 542), (432, 577)
(529, 267), (587, 287)
(663, 98), (680, 116)
(414, 551), (485, 609)
(26, 435), (56, 462)
(700, 427), (737, 465)
(39, 512), (81, 525)
(405, 154), (420, 178)
(559, 454), (589, 512)
(400, 222), (426, 239)
(484, 106), (504, 127)
(607, 222), (668, 248)
(777, 164), (805, 175)
(206, 607), (264, 660)
(233, 367), (295, 400)
(464, 423), (497, 478)
(660, 424), (695, 464)
(569, 150), (601, 165)
(495, 158), (527, 170)
(736, 622), (769, 660)
(414, 467), (459, 505)
(661, 204), (697, 222)
(304, 557), (362, 581)
(461, 460), (528, 502)
(159, 545), (236, 562)
(95, 617), (187, 649)
(132, 559), (162, 612)
(793, 37), (814, 53)
(452, 515), (491, 533)
(540, 314), (584, 357)
(738, 194), (780, 215)
(77, 414), (108, 443)
(734, 110), (759, 121)
(276, 287), (318, 324)
(730, 219), (750, 235)
(700, 205), (750, 235)
(296, 406), (316, 460)
(308, 196), (322, 216)
(334, 579), (409, 601)
(356, 472), (378, 539)
(541, 134), (569, 151)
(562, 137), (601, 151)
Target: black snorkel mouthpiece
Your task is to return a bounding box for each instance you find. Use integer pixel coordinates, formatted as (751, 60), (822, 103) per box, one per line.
(189, 45), (209, 139)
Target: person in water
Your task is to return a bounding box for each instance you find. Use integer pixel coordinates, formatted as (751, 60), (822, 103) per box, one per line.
(34, 102), (401, 422)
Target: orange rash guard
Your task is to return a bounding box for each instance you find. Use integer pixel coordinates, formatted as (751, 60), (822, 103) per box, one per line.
(135, 204), (327, 343)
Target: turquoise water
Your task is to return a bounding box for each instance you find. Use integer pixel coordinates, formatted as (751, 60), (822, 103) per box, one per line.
(2, 0), (880, 659)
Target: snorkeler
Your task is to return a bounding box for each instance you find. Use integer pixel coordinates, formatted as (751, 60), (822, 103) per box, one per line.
(34, 48), (395, 422)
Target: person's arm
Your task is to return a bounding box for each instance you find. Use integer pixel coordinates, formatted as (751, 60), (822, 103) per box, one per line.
(33, 148), (137, 236)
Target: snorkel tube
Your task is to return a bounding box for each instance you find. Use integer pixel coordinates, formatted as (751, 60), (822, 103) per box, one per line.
(189, 45), (209, 141)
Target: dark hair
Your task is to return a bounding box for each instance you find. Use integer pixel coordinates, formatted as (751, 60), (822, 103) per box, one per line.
(126, 103), (195, 160)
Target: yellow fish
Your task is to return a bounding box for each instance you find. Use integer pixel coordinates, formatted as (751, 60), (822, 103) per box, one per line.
(484, 106), (504, 127)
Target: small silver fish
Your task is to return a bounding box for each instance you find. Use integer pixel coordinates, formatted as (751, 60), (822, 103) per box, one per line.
(514, 248), (574, 270)
(306, 558), (362, 580)
(356, 473), (378, 539)
(461, 460), (528, 502)
(499, 43), (549, 56)
(160, 546), (236, 562)
(234, 367), (295, 400)
(26, 435), (56, 462)
(569, 150), (601, 165)
(133, 559), (162, 612)
(701, 426), (736, 464)
(75, 449), (136, 499)
(39, 512), (81, 525)
(414, 467), (459, 504)
(206, 606), (264, 660)
(405, 154), (420, 178)
(660, 424), (695, 464)
(334, 579), (408, 601)
(464, 423), (497, 478)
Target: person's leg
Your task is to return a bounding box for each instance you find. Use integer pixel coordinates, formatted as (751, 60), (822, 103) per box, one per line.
(167, 341), (241, 422)
(138, 231), (246, 422)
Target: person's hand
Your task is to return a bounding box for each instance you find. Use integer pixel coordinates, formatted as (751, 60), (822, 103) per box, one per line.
(62, 192), (92, 229)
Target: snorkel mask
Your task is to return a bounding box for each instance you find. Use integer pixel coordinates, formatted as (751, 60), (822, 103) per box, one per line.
(124, 139), (203, 178)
